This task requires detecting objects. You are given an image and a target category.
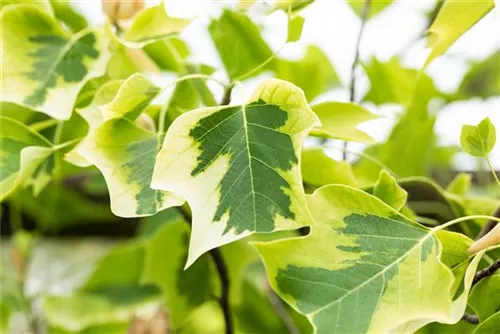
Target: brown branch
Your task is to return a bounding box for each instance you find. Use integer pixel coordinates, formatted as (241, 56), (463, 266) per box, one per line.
(461, 313), (479, 324)
(473, 259), (500, 286)
(220, 84), (234, 106)
(343, 0), (371, 160)
(475, 206), (500, 240)
(177, 206), (233, 334)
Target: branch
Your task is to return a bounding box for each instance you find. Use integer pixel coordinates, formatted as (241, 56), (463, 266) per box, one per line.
(475, 206), (500, 240)
(349, 0), (371, 104)
(473, 259), (500, 286)
(461, 313), (479, 324)
(177, 206), (233, 334)
(220, 84), (234, 106)
(343, 0), (371, 160)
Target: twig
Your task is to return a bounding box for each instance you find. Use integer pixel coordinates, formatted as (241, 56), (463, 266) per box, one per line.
(176, 207), (233, 334)
(220, 84), (234, 106)
(461, 313), (479, 324)
(472, 260), (500, 286)
(475, 206), (500, 240)
(344, 0), (371, 160)
(266, 281), (299, 334)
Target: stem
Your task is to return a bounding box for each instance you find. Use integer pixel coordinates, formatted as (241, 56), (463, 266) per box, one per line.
(433, 215), (500, 233)
(472, 259), (500, 286)
(209, 249), (233, 334)
(322, 143), (398, 177)
(344, 0), (371, 161)
(220, 84), (234, 106)
(485, 156), (500, 189)
(30, 119), (59, 132)
(176, 206), (234, 334)
(476, 206), (500, 240)
(234, 43), (286, 81)
(461, 313), (479, 324)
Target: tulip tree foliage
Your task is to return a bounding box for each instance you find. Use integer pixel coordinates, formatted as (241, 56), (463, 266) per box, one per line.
(1, 1), (500, 333)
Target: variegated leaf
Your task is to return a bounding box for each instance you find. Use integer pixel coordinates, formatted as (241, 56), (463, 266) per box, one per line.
(254, 185), (482, 334)
(77, 74), (183, 217)
(0, 117), (53, 200)
(151, 79), (320, 267)
(0, 4), (111, 120)
(122, 2), (191, 48)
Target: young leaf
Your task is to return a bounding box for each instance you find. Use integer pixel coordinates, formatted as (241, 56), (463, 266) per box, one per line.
(287, 15), (305, 43)
(50, 0), (88, 32)
(209, 9), (274, 80)
(460, 117), (497, 158)
(446, 173), (472, 195)
(276, 46), (340, 102)
(254, 185), (481, 333)
(454, 51), (500, 100)
(347, 0), (393, 18)
(469, 271), (500, 322)
(272, 0), (315, 13)
(151, 79), (321, 267)
(424, 0), (494, 68)
(474, 312), (500, 334)
(122, 2), (191, 48)
(0, 117), (53, 200)
(362, 57), (436, 106)
(0, 5), (111, 120)
(373, 169), (407, 211)
(310, 102), (378, 143)
(301, 148), (358, 189)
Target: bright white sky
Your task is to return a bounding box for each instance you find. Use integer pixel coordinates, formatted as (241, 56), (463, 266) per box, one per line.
(76, 0), (500, 169)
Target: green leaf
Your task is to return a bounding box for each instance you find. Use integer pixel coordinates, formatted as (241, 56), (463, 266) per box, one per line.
(254, 185), (481, 333)
(287, 15), (305, 43)
(152, 79), (320, 267)
(424, 0), (494, 68)
(0, 117), (53, 200)
(141, 214), (216, 329)
(446, 173), (472, 195)
(469, 271), (500, 322)
(9, 182), (117, 231)
(455, 51), (500, 100)
(143, 37), (189, 72)
(347, 0), (393, 18)
(474, 311), (500, 334)
(209, 9), (274, 80)
(272, 0), (315, 13)
(416, 319), (476, 334)
(398, 177), (460, 224)
(310, 102), (378, 143)
(373, 170), (407, 211)
(43, 287), (160, 332)
(460, 117), (496, 158)
(122, 3), (191, 48)
(50, 0), (88, 32)
(301, 148), (358, 189)
(0, 5), (111, 120)
(276, 46), (340, 102)
(362, 57), (436, 106)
